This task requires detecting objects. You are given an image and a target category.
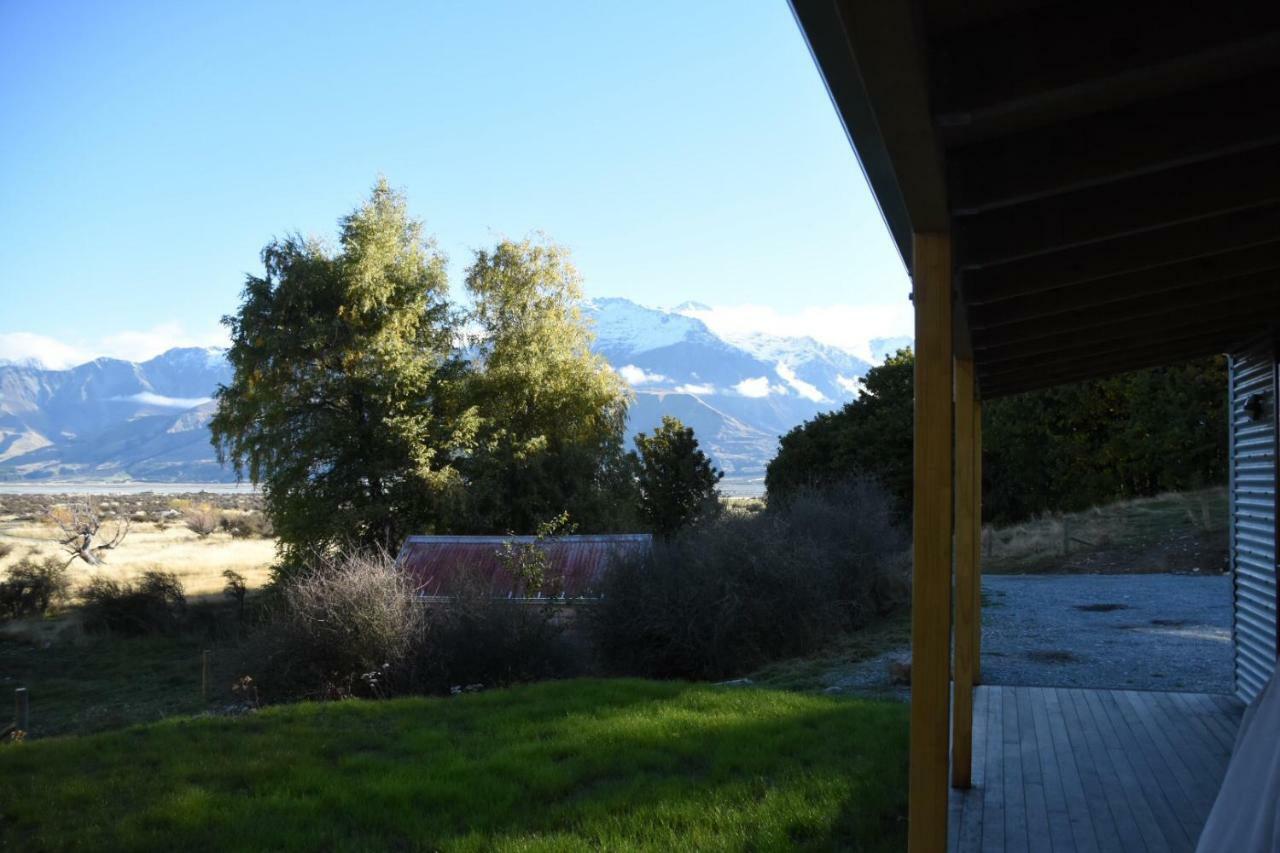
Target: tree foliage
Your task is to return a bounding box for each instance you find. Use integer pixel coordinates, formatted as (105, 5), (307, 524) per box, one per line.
(765, 350), (913, 517)
(765, 349), (1228, 523)
(453, 237), (635, 534)
(981, 357), (1228, 522)
(633, 415), (723, 535)
(213, 182), (730, 557)
(211, 179), (469, 565)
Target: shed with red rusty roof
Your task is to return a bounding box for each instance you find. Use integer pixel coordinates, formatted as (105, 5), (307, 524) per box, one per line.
(395, 534), (652, 599)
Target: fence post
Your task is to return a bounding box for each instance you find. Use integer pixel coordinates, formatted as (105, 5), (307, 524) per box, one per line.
(1062, 517), (1070, 556)
(15, 687), (29, 732)
(201, 650), (212, 701)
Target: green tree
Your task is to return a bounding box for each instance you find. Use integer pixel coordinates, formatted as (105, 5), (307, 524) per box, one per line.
(982, 356), (1227, 521)
(765, 350), (1228, 524)
(633, 416), (723, 535)
(211, 179), (471, 567)
(766, 349), (914, 517)
(456, 237), (634, 533)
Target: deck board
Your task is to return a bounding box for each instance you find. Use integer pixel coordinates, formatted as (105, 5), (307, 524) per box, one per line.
(1015, 686), (1053, 849)
(950, 686), (1243, 852)
(1002, 686), (1030, 850)
(1040, 686), (1100, 853)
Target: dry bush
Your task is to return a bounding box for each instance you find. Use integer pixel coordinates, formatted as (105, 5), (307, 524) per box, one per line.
(0, 556), (71, 619)
(249, 552), (427, 700)
(80, 570), (187, 636)
(219, 511), (274, 539)
(182, 503), (221, 538)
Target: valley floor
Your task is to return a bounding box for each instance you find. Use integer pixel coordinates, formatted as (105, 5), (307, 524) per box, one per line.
(0, 518), (275, 605)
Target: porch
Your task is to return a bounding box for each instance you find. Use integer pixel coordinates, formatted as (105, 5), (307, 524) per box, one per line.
(788, 2), (1280, 849)
(949, 685), (1243, 853)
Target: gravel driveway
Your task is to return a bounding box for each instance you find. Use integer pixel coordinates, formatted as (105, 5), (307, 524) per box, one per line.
(823, 573), (1234, 697)
(981, 573), (1233, 693)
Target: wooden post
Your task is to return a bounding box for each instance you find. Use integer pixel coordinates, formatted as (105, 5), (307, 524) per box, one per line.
(15, 687), (29, 732)
(908, 232), (954, 853)
(973, 400), (983, 687)
(201, 650), (212, 702)
(951, 357), (977, 789)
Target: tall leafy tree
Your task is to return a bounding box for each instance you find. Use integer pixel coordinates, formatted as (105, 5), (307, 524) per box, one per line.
(211, 179), (471, 567)
(982, 356), (1227, 521)
(458, 237), (633, 533)
(765, 349), (1227, 524)
(766, 349), (914, 517)
(633, 416), (723, 535)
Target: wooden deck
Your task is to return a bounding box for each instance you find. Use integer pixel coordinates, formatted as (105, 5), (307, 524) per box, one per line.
(949, 685), (1243, 852)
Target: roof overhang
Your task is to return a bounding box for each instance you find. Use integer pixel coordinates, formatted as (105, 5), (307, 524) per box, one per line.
(791, 0), (1280, 396)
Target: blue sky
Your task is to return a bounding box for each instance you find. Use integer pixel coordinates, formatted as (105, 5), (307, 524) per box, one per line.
(0, 0), (910, 366)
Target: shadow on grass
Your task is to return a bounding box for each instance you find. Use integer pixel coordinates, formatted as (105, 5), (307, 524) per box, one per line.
(0, 679), (908, 852)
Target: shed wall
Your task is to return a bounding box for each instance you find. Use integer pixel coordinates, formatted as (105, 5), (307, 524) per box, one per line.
(1229, 337), (1279, 703)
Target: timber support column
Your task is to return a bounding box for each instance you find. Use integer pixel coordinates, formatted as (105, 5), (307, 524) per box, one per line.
(951, 357), (977, 789)
(973, 400), (983, 687)
(908, 232), (954, 852)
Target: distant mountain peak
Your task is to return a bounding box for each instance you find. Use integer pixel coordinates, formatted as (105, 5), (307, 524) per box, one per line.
(0, 305), (894, 486)
(671, 300), (711, 313)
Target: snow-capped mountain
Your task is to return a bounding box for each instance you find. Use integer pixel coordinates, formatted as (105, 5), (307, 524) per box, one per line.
(583, 298), (872, 479)
(0, 348), (231, 482)
(0, 302), (879, 485)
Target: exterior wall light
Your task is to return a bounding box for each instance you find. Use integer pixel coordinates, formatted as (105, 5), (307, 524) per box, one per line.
(1243, 392), (1268, 422)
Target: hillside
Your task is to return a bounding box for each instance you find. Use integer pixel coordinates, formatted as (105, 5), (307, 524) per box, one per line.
(0, 299), (880, 485)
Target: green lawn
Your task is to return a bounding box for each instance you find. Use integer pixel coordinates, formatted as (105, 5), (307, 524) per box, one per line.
(0, 679), (907, 852)
(0, 634), (236, 738)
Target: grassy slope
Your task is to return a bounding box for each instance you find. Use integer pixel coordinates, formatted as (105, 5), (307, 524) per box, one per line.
(0, 634), (240, 737)
(0, 680), (908, 852)
(749, 614), (911, 693)
(983, 486), (1228, 574)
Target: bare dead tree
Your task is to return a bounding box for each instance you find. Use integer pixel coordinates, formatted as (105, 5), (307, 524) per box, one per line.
(48, 501), (131, 566)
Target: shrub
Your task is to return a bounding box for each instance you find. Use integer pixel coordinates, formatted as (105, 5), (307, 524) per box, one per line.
(777, 477), (911, 623)
(0, 557), (71, 619)
(0, 542), (13, 560)
(222, 569), (247, 617)
(183, 503), (221, 537)
(219, 511), (274, 539)
(588, 477), (908, 679)
(249, 552), (426, 700)
(80, 571), (187, 636)
(430, 583), (576, 688)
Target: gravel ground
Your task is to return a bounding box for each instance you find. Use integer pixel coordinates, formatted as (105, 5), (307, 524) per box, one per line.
(824, 573), (1233, 697)
(981, 573), (1233, 693)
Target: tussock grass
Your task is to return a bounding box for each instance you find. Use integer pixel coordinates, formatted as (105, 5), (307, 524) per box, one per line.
(0, 521), (274, 598)
(0, 679), (908, 852)
(983, 486), (1228, 573)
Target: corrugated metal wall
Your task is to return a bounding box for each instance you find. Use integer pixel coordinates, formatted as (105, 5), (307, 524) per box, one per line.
(1229, 336), (1279, 703)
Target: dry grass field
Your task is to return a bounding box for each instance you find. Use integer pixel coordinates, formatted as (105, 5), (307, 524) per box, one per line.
(0, 508), (276, 600)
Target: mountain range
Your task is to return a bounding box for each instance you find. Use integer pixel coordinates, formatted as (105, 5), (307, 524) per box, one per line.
(0, 299), (904, 486)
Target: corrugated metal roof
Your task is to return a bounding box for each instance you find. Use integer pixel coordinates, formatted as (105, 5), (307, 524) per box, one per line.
(395, 534), (652, 599)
